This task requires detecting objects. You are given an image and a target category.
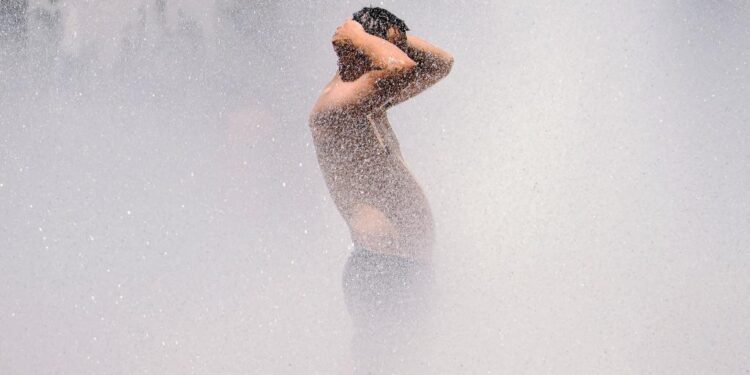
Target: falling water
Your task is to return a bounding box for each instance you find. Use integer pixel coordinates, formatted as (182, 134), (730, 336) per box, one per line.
(1, 1), (749, 373)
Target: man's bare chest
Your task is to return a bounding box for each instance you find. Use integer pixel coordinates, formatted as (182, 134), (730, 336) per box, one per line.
(365, 113), (402, 159)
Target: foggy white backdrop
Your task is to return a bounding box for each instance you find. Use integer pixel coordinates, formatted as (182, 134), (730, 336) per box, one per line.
(1, 0), (749, 374)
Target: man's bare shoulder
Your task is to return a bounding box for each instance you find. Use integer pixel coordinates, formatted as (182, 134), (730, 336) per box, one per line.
(309, 73), (380, 126)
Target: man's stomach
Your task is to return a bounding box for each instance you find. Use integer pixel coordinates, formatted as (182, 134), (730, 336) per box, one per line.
(336, 172), (435, 263)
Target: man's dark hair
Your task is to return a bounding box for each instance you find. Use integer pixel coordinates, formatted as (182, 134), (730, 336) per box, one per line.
(352, 7), (409, 40)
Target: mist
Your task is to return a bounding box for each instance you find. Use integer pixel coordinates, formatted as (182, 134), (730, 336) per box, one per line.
(1, 1), (749, 373)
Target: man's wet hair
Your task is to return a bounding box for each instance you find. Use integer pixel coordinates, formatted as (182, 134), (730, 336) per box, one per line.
(352, 7), (409, 40)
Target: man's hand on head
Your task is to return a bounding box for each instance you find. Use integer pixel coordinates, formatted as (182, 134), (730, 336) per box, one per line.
(332, 19), (366, 48)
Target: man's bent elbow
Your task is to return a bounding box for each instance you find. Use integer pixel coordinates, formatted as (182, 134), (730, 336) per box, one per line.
(442, 56), (454, 77)
(429, 56), (453, 81)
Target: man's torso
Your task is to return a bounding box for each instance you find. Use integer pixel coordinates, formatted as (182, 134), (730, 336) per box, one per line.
(311, 107), (434, 262)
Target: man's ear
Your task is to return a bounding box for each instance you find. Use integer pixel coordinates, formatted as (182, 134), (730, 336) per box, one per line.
(386, 27), (399, 42)
(386, 27), (407, 49)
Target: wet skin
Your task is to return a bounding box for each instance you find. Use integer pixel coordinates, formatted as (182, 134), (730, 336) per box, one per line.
(310, 20), (453, 263)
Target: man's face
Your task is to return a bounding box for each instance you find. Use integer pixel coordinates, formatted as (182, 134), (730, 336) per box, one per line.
(334, 42), (362, 64)
(334, 42), (369, 78)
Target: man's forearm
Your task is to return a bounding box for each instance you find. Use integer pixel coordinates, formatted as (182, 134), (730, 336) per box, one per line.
(346, 32), (416, 71)
(376, 35), (453, 107)
(404, 35), (454, 73)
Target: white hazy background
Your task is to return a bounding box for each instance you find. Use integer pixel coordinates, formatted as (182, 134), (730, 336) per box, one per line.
(1, 1), (749, 374)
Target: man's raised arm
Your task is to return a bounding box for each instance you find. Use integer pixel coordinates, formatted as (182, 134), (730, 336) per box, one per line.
(315, 20), (419, 111)
(385, 35), (454, 108)
(334, 20), (416, 77)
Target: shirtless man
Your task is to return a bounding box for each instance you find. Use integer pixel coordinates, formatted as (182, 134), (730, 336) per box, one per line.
(308, 7), (453, 372)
